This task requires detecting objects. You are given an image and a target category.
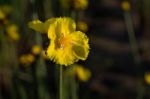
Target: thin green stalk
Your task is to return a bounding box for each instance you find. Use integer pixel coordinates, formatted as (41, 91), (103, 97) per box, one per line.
(124, 12), (141, 64)
(59, 65), (63, 99)
(70, 73), (78, 99)
(124, 11), (144, 99)
(0, 84), (2, 99)
(71, 11), (78, 22)
(18, 84), (27, 99)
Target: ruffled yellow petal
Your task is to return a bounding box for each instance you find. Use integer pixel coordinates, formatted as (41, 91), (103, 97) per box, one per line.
(72, 45), (87, 60)
(46, 40), (78, 66)
(28, 20), (45, 33)
(70, 31), (89, 60)
(46, 40), (57, 60)
(56, 46), (77, 66)
(48, 17), (76, 40)
(47, 21), (57, 39)
(58, 17), (76, 36)
(44, 18), (56, 33)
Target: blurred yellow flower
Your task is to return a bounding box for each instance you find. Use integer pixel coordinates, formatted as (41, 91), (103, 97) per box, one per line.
(0, 9), (5, 20)
(145, 72), (150, 84)
(28, 18), (56, 33)
(121, 1), (130, 11)
(60, 0), (88, 10)
(77, 21), (88, 32)
(73, 0), (88, 10)
(6, 24), (20, 41)
(47, 17), (89, 66)
(20, 54), (35, 65)
(73, 64), (91, 82)
(0, 5), (12, 14)
(0, 5), (12, 20)
(31, 45), (42, 55)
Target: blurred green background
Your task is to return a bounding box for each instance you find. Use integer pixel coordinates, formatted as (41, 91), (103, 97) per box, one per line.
(0, 0), (150, 99)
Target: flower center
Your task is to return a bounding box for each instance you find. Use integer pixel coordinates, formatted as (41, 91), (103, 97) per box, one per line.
(58, 37), (69, 49)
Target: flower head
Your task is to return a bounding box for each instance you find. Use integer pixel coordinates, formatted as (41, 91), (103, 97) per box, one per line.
(47, 17), (89, 66)
(28, 17), (89, 66)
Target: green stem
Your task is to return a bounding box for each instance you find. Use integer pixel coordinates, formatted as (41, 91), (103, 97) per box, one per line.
(0, 84), (2, 99)
(71, 73), (78, 99)
(59, 65), (63, 99)
(124, 12), (141, 65)
(124, 11), (144, 99)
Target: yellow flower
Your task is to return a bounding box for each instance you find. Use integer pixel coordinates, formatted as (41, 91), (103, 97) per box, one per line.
(29, 17), (89, 66)
(121, 1), (130, 11)
(73, 64), (91, 82)
(47, 17), (89, 66)
(145, 72), (150, 84)
(20, 54), (35, 65)
(73, 0), (88, 10)
(31, 45), (42, 55)
(6, 24), (20, 41)
(77, 21), (88, 32)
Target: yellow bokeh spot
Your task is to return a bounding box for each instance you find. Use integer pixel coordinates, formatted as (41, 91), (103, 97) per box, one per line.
(0, 9), (5, 20)
(6, 24), (20, 41)
(31, 45), (42, 55)
(121, 1), (130, 11)
(77, 21), (88, 32)
(26, 54), (35, 63)
(0, 5), (12, 20)
(60, 0), (88, 10)
(20, 55), (27, 64)
(19, 54), (35, 66)
(73, 64), (91, 82)
(1, 5), (12, 14)
(145, 72), (150, 84)
(73, 0), (88, 10)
